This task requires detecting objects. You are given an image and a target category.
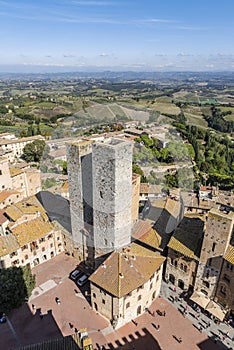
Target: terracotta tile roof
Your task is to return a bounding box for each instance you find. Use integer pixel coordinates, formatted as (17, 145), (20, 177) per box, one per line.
(140, 183), (149, 194)
(224, 245), (234, 265)
(11, 217), (54, 246)
(167, 214), (205, 260)
(132, 220), (161, 250)
(5, 196), (47, 222)
(0, 234), (19, 257)
(9, 167), (24, 177)
(208, 208), (234, 221)
(0, 190), (19, 203)
(0, 209), (8, 224)
(0, 135), (44, 146)
(13, 334), (82, 350)
(149, 184), (163, 194)
(89, 242), (165, 298)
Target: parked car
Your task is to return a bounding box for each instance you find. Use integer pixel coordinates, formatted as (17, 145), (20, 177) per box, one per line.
(76, 274), (89, 287)
(70, 269), (82, 281)
(0, 313), (6, 324)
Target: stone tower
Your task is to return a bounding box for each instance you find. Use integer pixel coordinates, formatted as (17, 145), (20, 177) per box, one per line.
(66, 140), (93, 261)
(92, 139), (133, 262)
(194, 208), (234, 298)
(67, 138), (133, 266)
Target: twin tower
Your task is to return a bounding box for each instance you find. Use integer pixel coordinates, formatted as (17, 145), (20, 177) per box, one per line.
(66, 138), (133, 267)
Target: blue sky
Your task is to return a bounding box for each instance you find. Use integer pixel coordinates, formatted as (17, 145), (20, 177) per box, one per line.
(0, 0), (234, 72)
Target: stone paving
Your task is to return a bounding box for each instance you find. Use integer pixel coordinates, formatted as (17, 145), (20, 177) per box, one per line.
(1, 253), (233, 350)
(160, 281), (234, 350)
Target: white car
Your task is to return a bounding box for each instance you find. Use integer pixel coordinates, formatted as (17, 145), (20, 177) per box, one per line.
(77, 274), (89, 286)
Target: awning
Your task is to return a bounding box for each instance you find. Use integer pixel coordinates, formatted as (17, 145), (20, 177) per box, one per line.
(190, 291), (210, 309)
(205, 301), (226, 321)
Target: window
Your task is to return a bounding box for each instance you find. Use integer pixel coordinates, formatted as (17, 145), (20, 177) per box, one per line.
(10, 251), (18, 258)
(50, 243), (53, 248)
(47, 234), (53, 239)
(126, 302), (130, 308)
(208, 258), (212, 266)
(212, 242), (216, 252)
(0, 170), (2, 175)
(42, 247), (45, 252)
(93, 293), (96, 298)
(220, 285), (226, 295)
(202, 280), (210, 288)
(201, 289), (208, 296)
(180, 263), (184, 270)
(206, 270), (210, 279)
(184, 265), (187, 273)
(24, 255), (28, 260)
(57, 236), (60, 241)
(150, 283), (153, 290)
(138, 295), (142, 301)
(21, 244), (28, 251)
(174, 261), (178, 268)
(223, 274), (230, 283)
(102, 299), (105, 304)
(39, 237), (45, 243)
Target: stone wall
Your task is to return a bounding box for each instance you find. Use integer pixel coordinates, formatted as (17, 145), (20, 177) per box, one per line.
(216, 260), (234, 312)
(195, 209), (234, 298)
(0, 157), (12, 190)
(90, 265), (163, 329)
(92, 139), (133, 258)
(66, 140), (93, 261)
(132, 174), (140, 225)
(165, 249), (198, 291)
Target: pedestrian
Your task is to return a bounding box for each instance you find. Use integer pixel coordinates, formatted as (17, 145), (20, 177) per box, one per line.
(173, 287), (177, 292)
(178, 337), (182, 343)
(55, 297), (61, 304)
(69, 322), (73, 329)
(208, 321), (211, 327)
(163, 310), (166, 317)
(74, 328), (78, 334)
(39, 312), (43, 320)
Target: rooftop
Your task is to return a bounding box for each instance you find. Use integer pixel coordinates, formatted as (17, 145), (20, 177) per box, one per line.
(0, 234), (19, 257)
(132, 220), (162, 250)
(11, 217), (54, 246)
(167, 214), (205, 260)
(89, 242), (165, 298)
(224, 245), (234, 265)
(0, 135), (44, 146)
(5, 195), (47, 222)
(0, 190), (19, 203)
(208, 207), (234, 221)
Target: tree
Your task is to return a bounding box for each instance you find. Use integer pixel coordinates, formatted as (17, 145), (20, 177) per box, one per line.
(23, 140), (47, 162)
(0, 265), (35, 312)
(132, 163), (144, 177)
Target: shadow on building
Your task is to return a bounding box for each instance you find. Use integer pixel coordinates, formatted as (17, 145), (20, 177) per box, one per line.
(36, 191), (71, 233)
(197, 336), (231, 350)
(0, 302), (63, 350)
(103, 328), (162, 350)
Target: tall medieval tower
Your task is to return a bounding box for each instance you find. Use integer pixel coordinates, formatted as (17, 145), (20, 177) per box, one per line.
(67, 138), (133, 267)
